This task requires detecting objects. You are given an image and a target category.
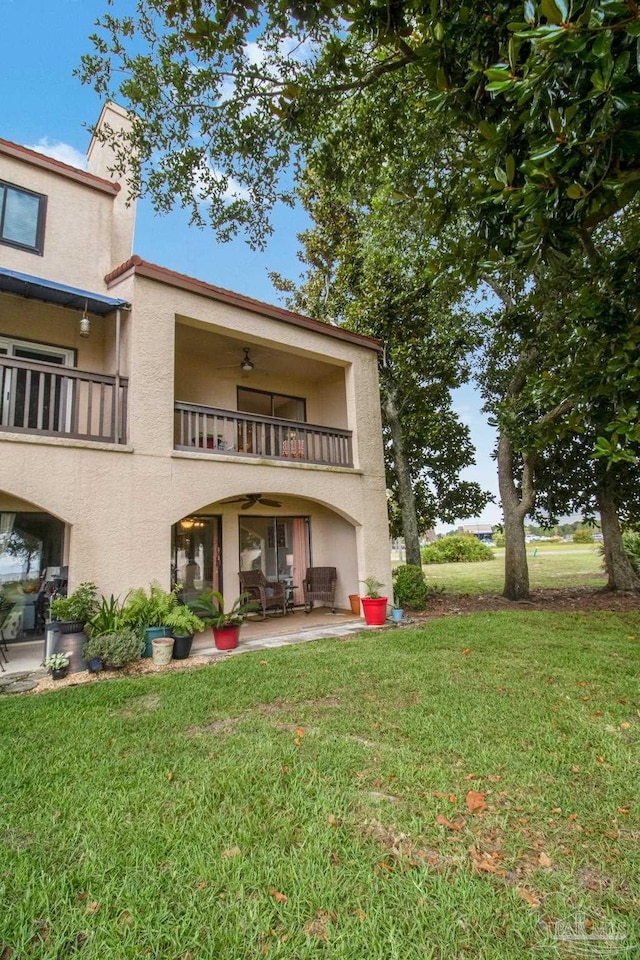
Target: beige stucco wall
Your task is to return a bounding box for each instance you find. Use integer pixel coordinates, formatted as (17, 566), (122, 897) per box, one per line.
(0, 102), (135, 290)
(1, 293), (115, 373)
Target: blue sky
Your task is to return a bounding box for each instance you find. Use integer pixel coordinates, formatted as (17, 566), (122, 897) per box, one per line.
(0, 0), (501, 527)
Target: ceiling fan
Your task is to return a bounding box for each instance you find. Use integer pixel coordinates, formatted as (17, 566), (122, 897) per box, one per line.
(221, 493), (282, 509)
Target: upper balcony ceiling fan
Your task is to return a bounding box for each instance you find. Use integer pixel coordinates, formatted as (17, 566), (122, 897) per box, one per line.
(221, 493), (282, 509)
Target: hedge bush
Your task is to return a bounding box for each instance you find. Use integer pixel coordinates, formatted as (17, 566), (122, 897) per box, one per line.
(622, 531), (640, 573)
(392, 564), (429, 610)
(421, 534), (495, 565)
(573, 528), (594, 543)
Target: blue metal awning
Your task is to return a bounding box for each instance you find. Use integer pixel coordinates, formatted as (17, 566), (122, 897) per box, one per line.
(0, 267), (130, 316)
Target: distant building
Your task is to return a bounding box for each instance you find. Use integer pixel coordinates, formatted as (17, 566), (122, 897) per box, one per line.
(457, 524), (493, 543)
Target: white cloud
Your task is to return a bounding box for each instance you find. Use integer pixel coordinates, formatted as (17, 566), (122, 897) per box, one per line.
(24, 137), (87, 170)
(193, 157), (250, 204)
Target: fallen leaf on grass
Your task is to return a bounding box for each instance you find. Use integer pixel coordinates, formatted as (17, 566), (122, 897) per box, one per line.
(269, 890), (288, 904)
(436, 814), (464, 831)
(303, 909), (335, 941)
(118, 910), (134, 926)
(538, 852), (552, 868)
(468, 846), (506, 876)
(462, 648), (471, 656)
(166, 771), (174, 781)
(85, 901), (100, 915)
(466, 791), (486, 813)
(222, 846), (241, 858)
(353, 908), (366, 921)
(517, 887), (540, 909)
(197, 881), (207, 889)
(433, 791), (457, 803)
(620, 722), (631, 730)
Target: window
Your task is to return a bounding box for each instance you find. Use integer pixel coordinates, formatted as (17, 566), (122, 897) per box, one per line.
(237, 387), (306, 422)
(0, 180), (47, 254)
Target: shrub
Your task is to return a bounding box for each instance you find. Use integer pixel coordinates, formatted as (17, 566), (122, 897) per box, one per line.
(421, 535), (495, 565)
(573, 528), (594, 543)
(84, 628), (144, 668)
(493, 532), (505, 547)
(622, 531), (640, 573)
(392, 564), (429, 610)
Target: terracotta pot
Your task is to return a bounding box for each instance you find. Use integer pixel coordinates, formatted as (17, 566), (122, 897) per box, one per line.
(361, 597), (388, 626)
(348, 594), (361, 615)
(213, 624), (240, 650)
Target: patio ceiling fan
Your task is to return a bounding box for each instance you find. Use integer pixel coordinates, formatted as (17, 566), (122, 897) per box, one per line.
(221, 493), (282, 509)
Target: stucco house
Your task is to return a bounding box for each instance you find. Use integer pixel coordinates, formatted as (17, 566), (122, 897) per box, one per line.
(0, 103), (391, 637)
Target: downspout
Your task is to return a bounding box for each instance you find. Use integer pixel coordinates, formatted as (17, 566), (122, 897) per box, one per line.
(114, 308), (121, 444)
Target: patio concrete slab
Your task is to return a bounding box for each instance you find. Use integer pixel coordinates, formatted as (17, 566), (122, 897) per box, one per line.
(1, 609), (371, 676)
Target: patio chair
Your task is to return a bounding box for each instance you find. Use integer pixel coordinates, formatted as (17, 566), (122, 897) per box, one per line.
(238, 570), (288, 620)
(0, 598), (13, 672)
(303, 567), (337, 614)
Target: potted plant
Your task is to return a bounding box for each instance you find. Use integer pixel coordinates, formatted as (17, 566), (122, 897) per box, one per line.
(121, 582), (180, 658)
(49, 582), (99, 672)
(390, 599), (404, 624)
(164, 605), (205, 660)
(50, 582), (99, 633)
(359, 576), (388, 627)
(42, 652), (70, 680)
(188, 591), (259, 650)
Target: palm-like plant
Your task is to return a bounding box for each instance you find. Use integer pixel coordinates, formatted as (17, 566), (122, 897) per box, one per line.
(188, 591), (259, 628)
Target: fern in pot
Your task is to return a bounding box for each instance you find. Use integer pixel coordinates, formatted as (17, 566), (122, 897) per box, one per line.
(164, 605), (205, 660)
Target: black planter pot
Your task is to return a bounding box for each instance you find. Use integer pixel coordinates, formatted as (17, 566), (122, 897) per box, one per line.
(57, 620), (84, 635)
(87, 657), (104, 674)
(172, 633), (194, 660)
(52, 624), (88, 674)
(51, 668), (69, 680)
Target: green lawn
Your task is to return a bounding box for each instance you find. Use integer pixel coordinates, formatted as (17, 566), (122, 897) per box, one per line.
(2, 612), (639, 959)
(423, 544), (605, 595)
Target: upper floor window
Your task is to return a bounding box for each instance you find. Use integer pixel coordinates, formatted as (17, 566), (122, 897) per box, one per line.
(237, 386), (306, 422)
(0, 180), (47, 255)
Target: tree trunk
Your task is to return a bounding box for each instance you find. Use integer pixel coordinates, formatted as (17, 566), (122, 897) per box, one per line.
(383, 383), (422, 566)
(498, 433), (536, 600)
(597, 482), (640, 592)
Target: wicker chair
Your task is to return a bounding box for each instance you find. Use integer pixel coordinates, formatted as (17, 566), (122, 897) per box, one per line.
(238, 570), (288, 619)
(303, 567), (337, 614)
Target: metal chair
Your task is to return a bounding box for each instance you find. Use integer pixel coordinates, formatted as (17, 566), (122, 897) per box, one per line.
(238, 570), (288, 619)
(303, 567), (337, 614)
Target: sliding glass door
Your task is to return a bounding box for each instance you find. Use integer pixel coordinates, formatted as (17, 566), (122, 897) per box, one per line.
(171, 516), (222, 604)
(239, 516), (310, 606)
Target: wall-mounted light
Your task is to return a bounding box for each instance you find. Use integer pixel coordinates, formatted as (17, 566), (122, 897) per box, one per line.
(79, 300), (91, 338)
(240, 347), (254, 372)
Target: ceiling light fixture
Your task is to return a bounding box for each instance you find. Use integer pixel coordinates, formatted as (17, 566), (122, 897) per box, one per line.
(240, 347), (254, 372)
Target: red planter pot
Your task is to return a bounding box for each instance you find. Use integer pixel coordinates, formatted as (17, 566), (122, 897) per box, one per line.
(361, 597), (388, 626)
(213, 625), (241, 650)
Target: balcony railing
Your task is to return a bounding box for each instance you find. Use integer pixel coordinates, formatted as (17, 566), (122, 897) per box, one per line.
(175, 402), (353, 468)
(0, 357), (128, 444)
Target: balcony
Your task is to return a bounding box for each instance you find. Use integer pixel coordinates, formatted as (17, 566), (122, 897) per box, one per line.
(0, 357), (128, 444)
(174, 402), (353, 468)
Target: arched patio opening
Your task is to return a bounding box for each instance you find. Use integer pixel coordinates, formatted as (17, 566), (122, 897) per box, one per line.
(0, 490), (66, 641)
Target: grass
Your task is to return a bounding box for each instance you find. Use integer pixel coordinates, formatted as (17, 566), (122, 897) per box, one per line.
(423, 544), (604, 595)
(2, 612), (639, 959)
